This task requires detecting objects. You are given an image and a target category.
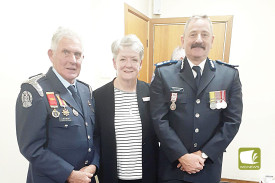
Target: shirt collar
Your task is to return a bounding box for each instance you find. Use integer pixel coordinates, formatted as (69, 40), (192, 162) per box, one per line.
(187, 58), (206, 77)
(52, 67), (77, 91)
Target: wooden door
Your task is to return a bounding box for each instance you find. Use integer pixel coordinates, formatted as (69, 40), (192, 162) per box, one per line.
(124, 4), (150, 82)
(149, 16), (233, 81)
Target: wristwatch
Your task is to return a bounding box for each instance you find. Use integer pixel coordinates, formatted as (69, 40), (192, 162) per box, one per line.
(201, 152), (208, 159)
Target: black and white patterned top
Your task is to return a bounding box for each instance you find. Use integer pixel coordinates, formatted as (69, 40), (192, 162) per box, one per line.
(114, 87), (142, 180)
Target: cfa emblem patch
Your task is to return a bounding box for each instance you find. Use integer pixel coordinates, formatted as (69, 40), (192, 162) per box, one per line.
(21, 91), (33, 108)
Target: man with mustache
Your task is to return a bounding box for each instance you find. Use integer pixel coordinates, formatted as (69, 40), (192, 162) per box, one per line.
(150, 15), (243, 183)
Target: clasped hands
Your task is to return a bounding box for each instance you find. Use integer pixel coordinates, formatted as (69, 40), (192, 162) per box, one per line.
(67, 165), (97, 183)
(177, 150), (205, 174)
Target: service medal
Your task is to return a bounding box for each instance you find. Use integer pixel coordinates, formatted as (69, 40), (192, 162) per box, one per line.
(210, 102), (216, 110)
(52, 109), (60, 118)
(170, 101), (176, 110)
(56, 94), (70, 116)
(62, 108), (70, 116)
(221, 90), (227, 109)
(170, 93), (178, 111)
(46, 92), (59, 117)
(209, 91), (216, 110)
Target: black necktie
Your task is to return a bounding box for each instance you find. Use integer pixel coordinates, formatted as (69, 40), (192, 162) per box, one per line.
(68, 85), (83, 112)
(192, 66), (201, 89)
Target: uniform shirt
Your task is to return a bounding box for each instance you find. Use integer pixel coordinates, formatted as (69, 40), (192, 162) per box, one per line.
(114, 88), (142, 180)
(187, 59), (206, 78)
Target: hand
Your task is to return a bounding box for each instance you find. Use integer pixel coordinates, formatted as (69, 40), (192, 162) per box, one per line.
(177, 153), (205, 174)
(67, 170), (93, 183)
(80, 165), (97, 175)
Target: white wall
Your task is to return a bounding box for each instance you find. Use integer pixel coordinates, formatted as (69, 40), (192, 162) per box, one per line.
(1, 0), (274, 182)
(158, 0), (275, 181)
(0, 0), (150, 182)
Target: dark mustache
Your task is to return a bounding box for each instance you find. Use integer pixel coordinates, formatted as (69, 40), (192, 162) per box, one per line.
(191, 43), (205, 49)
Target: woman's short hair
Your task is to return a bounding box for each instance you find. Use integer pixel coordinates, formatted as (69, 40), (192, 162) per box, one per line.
(111, 34), (144, 60)
(50, 27), (83, 51)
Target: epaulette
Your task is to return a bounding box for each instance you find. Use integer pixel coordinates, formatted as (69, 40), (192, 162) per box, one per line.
(215, 60), (239, 68)
(77, 80), (93, 98)
(155, 60), (178, 67)
(23, 73), (45, 97)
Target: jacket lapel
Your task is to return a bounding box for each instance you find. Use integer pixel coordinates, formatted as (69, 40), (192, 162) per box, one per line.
(136, 80), (147, 141)
(197, 58), (215, 96)
(179, 58), (197, 92)
(46, 68), (84, 117)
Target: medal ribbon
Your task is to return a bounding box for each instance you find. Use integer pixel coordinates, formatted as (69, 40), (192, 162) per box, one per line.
(46, 92), (58, 108)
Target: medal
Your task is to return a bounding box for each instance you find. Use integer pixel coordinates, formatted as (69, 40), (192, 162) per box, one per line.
(170, 101), (176, 110)
(170, 93), (178, 110)
(62, 108), (70, 116)
(220, 90), (227, 109)
(73, 108), (79, 116)
(56, 94), (70, 116)
(52, 109), (60, 118)
(210, 102), (216, 110)
(209, 91), (216, 110)
(46, 92), (59, 118)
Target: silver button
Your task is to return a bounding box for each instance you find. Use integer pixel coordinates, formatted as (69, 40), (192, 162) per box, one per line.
(85, 160), (88, 165)
(64, 124), (68, 128)
(88, 135), (91, 140)
(194, 143), (197, 147)
(196, 99), (200, 104)
(85, 122), (88, 126)
(195, 128), (199, 133)
(195, 113), (200, 118)
(88, 148), (91, 152)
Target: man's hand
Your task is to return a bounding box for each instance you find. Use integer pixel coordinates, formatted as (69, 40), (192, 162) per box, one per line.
(67, 170), (93, 183)
(80, 165), (97, 175)
(177, 153), (205, 174)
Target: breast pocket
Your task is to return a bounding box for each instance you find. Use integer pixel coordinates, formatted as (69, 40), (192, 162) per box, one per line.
(49, 120), (82, 149)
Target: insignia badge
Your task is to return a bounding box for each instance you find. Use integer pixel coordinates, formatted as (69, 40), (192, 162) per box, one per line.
(73, 108), (79, 116)
(170, 93), (178, 110)
(21, 91), (33, 108)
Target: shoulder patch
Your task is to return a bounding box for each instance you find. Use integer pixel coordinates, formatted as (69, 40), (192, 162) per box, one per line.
(215, 60), (239, 68)
(23, 73), (45, 97)
(77, 80), (93, 98)
(155, 60), (178, 67)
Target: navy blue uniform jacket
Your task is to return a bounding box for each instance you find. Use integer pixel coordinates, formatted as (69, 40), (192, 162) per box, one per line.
(16, 68), (99, 183)
(93, 79), (159, 183)
(150, 58), (243, 183)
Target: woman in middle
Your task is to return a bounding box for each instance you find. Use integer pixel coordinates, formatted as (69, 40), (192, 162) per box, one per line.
(94, 34), (158, 183)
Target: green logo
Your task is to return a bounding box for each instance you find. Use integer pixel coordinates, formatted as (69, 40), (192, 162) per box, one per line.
(238, 147), (261, 170)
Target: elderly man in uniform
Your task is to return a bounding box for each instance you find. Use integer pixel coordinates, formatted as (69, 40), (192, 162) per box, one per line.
(16, 27), (99, 183)
(150, 15), (243, 183)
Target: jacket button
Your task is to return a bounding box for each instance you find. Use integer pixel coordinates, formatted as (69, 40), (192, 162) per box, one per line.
(196, 99), (200, 104)
(194, 143), (197, 147)
(195, 128), (199, 133)
(88, 148), (91, 152)
(85, 160), (89, 165)
(87, 135), (91, 140)
(195, 113), (200, 118)
(85, 122), (88, 126)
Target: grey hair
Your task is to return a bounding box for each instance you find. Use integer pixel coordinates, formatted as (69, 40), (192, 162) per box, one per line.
(171, 46), (185, 60)
(184, 15), (213, 36)
(111, 34), (144, 60)
(50, 27), (83, 51)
